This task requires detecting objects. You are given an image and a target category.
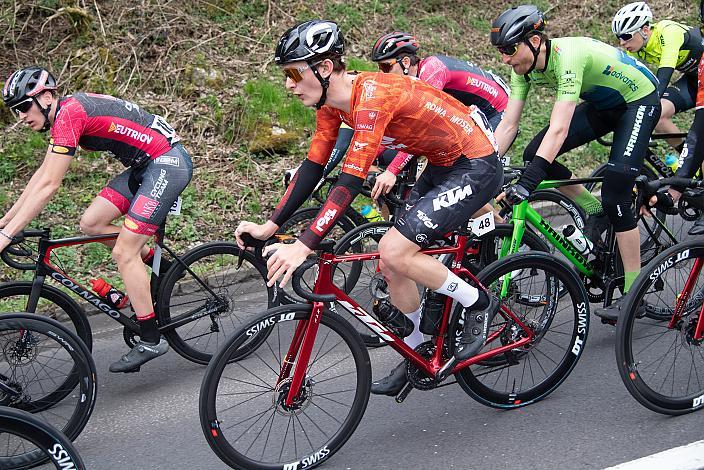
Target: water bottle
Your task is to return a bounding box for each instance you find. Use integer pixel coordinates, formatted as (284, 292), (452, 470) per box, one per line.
(373, 299), (414, 337)
(562, 225), (593, 255)
(90, 278), (130, 309)
(420, 290), (446, 335)
(664, 153), (679, 173)
(361, 204), (383, 222)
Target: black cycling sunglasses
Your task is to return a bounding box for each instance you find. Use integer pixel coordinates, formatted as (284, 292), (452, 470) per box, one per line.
(10, 97), (34, 116)
(378, 57), (402, 73)
(616, 32), (635, 41)
(497, 43), (520, 57)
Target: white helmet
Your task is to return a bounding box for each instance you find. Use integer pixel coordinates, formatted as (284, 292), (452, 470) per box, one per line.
(612, 2), (653, 36)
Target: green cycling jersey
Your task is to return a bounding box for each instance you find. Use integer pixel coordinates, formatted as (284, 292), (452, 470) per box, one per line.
(510, 37), (657, 110)
(630, 20), (703, 74)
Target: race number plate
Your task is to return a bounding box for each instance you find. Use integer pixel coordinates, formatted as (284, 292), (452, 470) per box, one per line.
(469, 212), (495, 236)
(169, 197), (182, 215)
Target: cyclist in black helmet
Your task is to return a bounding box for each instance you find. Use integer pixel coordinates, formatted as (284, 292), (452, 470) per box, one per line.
(1, 66), (193, 372)
(369, 30), (510, 199)
(491, 5), (661, 322)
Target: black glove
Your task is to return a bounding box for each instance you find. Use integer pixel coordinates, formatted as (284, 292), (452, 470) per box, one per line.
(504, 183), (530, 205)
(650, 188), (678, 215)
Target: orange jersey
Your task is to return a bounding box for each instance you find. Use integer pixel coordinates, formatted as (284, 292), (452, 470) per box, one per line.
(307, 72), (497, 179)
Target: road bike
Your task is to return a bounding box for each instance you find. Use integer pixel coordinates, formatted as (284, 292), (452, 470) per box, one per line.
(615, 176), (704, 415)
(199, 228), (589, 469)
(0, 216), (275, 365)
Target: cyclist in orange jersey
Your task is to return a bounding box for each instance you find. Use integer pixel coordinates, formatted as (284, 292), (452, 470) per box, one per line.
(235, 20), (503, 396)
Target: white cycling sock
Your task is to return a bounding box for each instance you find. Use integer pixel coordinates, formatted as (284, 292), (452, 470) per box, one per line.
(434, 270), (478, 308)
(403, 307), (424, 349)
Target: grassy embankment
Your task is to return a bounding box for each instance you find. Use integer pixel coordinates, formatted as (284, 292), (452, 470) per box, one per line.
(0, 0), (697, 286)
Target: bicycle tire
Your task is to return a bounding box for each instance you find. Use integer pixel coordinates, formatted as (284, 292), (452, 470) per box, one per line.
(453, 252), (589, 409)
(616, 240), (704, 415)
(200, 304), (371, 470)
(277, 207), (359, 304)
(0, 406), (86, 470)
(0, 314), (96, 468)
(157, 241), (276, 364)
(0, 282), (93, 351)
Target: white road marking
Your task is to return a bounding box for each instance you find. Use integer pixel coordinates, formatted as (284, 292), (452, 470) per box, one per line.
(605, 440), (704, 470)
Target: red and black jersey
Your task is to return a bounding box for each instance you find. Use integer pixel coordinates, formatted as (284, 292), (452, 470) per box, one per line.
(50, 93), (180, 167)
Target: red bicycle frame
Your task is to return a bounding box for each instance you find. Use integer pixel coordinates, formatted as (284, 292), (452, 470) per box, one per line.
(280, 234), (536, 407)
(671, 257), (704, 341)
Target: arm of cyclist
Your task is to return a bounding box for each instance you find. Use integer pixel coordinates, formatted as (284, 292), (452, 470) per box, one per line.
(655, 67), (675, 98)
(0, 162), (49, 228)
(371, 149), (414, 199)
(267, 104), (394, 287)
(0, 149), (72, 251)
(494, 98), (524, 157)
(321, 123), (353, 177)
(658, 107), (704, 206)
(498, 100), (576, 204)
(235, 158), (325, 249)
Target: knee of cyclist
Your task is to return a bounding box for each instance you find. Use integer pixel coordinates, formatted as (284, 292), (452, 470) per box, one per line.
(378, 240), (406, 273)
(79, 215), (101, 235)
(111, 244), (139, 267)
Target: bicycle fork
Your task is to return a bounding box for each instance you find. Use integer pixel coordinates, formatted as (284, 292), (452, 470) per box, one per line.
(278, 302), (325, 407)
(672, 257), (704, 342)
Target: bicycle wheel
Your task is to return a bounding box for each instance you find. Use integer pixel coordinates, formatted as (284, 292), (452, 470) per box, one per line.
(0, 282), (92, 351)
(453, 252), (589, 408)
(0, 314), (96, 468)
(277, 206), (359, 304)
(0, 406), (86, 470)
(157, 241), (276, 364)
(200, 304), (371, 470)
(616, 240), (704, 415)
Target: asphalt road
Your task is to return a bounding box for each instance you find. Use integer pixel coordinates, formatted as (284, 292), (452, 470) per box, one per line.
(37, 309), (703, 470)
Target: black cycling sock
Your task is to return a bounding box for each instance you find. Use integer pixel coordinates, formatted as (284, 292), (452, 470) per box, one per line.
(471, 290), (489, 310)
(139, 318), (160, 344)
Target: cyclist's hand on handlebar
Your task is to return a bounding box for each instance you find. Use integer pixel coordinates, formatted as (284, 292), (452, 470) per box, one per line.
(643, 188), (678, 217)
(499, 184), (530, 206)
(371, 170), (397, 200)
(263, 240), (312, 288)
(235, 220), (277, 250)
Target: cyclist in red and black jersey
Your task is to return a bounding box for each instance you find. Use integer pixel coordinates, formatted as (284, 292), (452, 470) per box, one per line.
(369, 31), (510, 201)
(235, 20), (502, 396)
(0, 67), (193, 372)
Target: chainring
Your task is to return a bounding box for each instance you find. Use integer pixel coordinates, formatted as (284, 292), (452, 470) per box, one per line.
(406, 341), (444, 390)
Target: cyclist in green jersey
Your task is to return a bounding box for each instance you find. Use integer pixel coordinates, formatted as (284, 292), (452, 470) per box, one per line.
(491, 5), (661, 322)
(612, 2), (704, 150)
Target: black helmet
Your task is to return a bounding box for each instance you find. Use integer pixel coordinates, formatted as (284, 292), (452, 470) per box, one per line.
(274, 20), (345, 65)
(2, 66), (57, 108)
(490, 5), (546, 47)
(371, 32), (419, 62)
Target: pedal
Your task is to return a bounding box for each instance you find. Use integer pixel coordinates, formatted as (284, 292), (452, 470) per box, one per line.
(434, 357), (457, 383)
(600, 318), (616, 326)
(395, 383), (413, 403)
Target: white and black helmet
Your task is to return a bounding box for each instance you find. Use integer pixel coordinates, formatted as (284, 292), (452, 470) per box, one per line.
(612, 2), (653, 36)
(275, 20), (345, 65)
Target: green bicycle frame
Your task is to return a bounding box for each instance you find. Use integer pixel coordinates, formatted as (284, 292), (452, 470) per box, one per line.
(498, 179), (597, 296)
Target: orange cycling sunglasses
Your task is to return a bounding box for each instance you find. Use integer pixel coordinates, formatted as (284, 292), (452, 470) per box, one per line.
(282, 61), (322, 83)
